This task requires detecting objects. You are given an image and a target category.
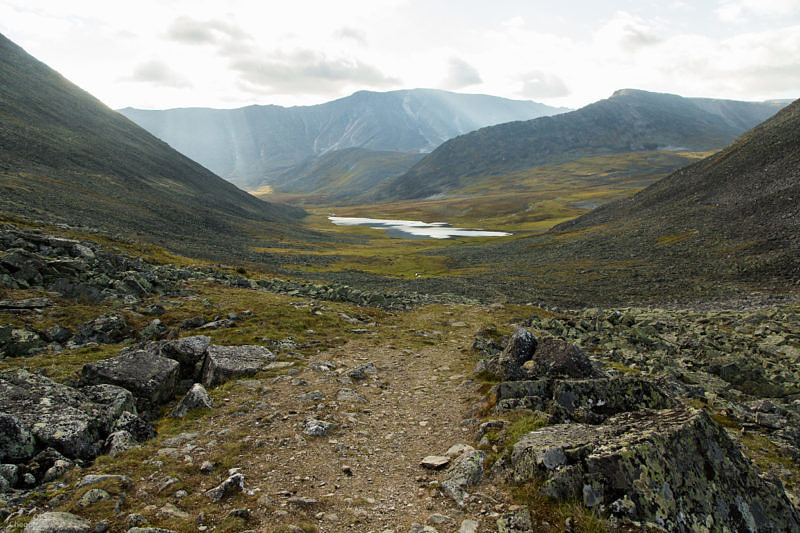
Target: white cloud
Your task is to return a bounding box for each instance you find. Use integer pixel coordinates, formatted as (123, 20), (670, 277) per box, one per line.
(716, 0), (800, 22)
(518, 71), (569, 98)
(441, 57), (482, 89)
(126, 60), (192, 88)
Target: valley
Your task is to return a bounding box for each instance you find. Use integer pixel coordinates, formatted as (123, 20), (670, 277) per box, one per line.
(1, 25), (800, 533)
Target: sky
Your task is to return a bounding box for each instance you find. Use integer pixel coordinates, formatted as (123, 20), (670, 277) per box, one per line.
(1, 0), (799, 110)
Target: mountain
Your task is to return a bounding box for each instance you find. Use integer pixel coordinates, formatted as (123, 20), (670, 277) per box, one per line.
(118, 89), (568, 189)
(268, 148), (425, 203)
(378, 89), (787, 200)
(429, 96), (799, 305)
(0, 33), (307, 259)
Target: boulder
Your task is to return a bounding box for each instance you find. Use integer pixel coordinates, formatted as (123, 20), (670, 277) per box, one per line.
(525, 336), (599, 379)
(168, 383), (213, 418)
(205, 472), (252, 501)
(0, 370), (121, 460)
(23, 512), (91, 533)
(81, 350), (180, 414)
(1, 328), (45, 358)
(105, 430), (137, 456)
(441, 449), (485, 506)
(201, 345), (274, 388)
(81, 384), (137, 419)
(511, 408), (800, 531)
(112, 411), (156, 442)
(159, 335), (211, 380)
(73, 312), (132, 345)
(0, 412), (36, 462)
(497, 328), (536, 380)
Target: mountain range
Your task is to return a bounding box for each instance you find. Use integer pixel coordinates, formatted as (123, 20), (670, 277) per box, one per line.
(0, 33), (308, 259)
(118, 90), (568, 191)
(377, 89), (787, 201)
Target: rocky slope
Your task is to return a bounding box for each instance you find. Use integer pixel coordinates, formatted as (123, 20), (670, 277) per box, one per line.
(0, 33), (309, 260)
(119, 89), (567, 190)
(378, 89), (787, 200)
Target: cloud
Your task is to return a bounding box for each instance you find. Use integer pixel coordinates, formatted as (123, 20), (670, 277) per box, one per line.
(596, 11), (663, 51)
(166, 16), (250, 45)
(126, 60), (191, 88)
(441, 57), (482, 89)
(518, 71), (569, 99)
(229, 48), (399, 95)
(333, 27), (367, 45)
(716, 0), (800, 21)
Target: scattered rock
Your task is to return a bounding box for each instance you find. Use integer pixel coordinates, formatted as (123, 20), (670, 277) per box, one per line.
(23, 512), (92, 533)
(336, 388), (367, 403)
(420, 456), (450, 470)
(347, 362), (377, 380)
(205, 472), (252, 501)
(201, 345), (274, 388)
(441, 450), (486, 506)
(303, 418), (335, 437)
(169, 383), (213, 418)
(73, 313), (131, 345)
(496, 507), (532, 533)
(77, 488), (111, 508)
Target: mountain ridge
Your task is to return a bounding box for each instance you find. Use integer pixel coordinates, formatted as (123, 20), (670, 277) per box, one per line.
(118, 89), (568, 189)
(377, 89), (787, 201)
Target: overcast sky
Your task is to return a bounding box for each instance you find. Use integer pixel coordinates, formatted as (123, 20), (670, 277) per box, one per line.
(1, 0), (798, 110)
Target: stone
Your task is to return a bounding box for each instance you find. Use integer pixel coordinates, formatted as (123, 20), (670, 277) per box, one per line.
(200, 461), (214, 474)
(0, 370), (120, 460)
(496, 507), (532, 533)
(126, 529), (176, 533)
(346, 362), (377, 380)
(2, 328), (45, 357)
(511, 408), (800, 532)
(525, 336), (599, 379)
(81, 350), (180, 413)
(73, 313), (131, 345)
(0, 412), (36, 462)
(77, 488), (111, 508)
(158, 503), (189, 520)
(159, 335), (211, 380)
(446, 444), (475, 458)
(408, 525), (437, 533)
(199, 319), (235, 330)
(497, 328), (536, 380)
(78, 474), (133, 488)
(23, 512), (92, 533)
(205, 472), (252, 501)
(296, 390), (324, 402)
(303, 418), (335, 437)
(459, 520), (479, 533)
(420, 456), (450, 470)
(169, 383), (213, 418)
(81, 384), (137, 420)
(1, 463), (20, 486)
(288, 496), (317, 507)
(139, 319), (167, 341)
(105, 430), (137, 456)
(201, 345), (274, 388)
(0, 298), (52, 310)
(441, 450), (486, 506)
(43, 325), (72, 344)
(336, 388), (367, 403)
(112, 411), (156, 442)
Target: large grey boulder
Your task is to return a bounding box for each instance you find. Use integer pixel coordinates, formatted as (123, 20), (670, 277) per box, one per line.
(0, 412), (36, 462)
(81, 350), (180, 414)
(511, 408), (800, 531)
(168, 383), (213, 418)
(23, 511), (91, 533)
(73, 312), (132, 345)
(525, 336), (599, 379)
(80, 384), (137, 419)
(0, 370), (121, 460)
(441, 449), (486, 506)
(159, 335), (211, 380)
(201, 345), (274, 388)
(497, 328), (536, 381)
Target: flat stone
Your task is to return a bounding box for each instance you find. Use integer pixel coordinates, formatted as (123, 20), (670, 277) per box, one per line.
(81, 350), (179, 413)
(420, 455), (450, 470)
(78, 474), (133, 488)
(24, 512), (92, 533)
(201, 345), (274, 388)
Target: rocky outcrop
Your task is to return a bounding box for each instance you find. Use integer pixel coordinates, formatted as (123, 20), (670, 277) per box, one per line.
(0, 370), (128, 461)
(511, 408), (800, 531)
(201, 345), (274, 388)
(81, 351), (180, 414)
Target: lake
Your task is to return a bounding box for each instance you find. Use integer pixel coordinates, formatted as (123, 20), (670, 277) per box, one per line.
(328, 216), (512, 239)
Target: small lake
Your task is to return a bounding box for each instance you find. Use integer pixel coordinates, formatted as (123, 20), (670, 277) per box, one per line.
(328, 216), (512, 239)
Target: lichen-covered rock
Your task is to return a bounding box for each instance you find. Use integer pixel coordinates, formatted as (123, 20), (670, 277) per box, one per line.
(105, 430), (137, 456)
(0, 412), (36, 462)
(0, 370), (121, 460)
(80, 384), (137, 419)
(112, 411), (156, 442)
(23, 511), (92, 533)
(496, 507), (533, 533)
(81, 350), (179, 414)
(205, 472), (253, 501)
(168, 383), (212, 418)
(525, 336), (599, 379)
(497, 328), (536, 380)
(73, 312), (132, 345)
(441, 449), (486, 506)
(1, 328), (46, 358)
(159, 335), (211, 380)
(201, 345), (274, 388)
(511, 408), (800, 532)
(346, 362), (378, 380)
